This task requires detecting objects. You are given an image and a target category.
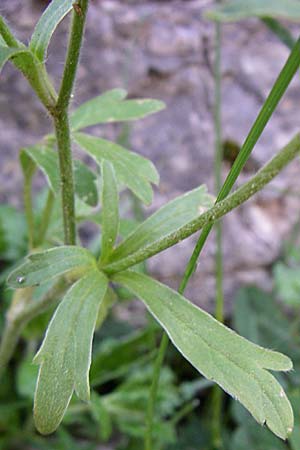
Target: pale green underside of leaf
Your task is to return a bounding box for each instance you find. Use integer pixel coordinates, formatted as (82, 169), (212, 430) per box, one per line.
(70, 88), (165, 130)
(7, 246), (96, 288)
(0, 46), (29, 73)
(112, 271), (294, 439)
(30, 0), (74, 61)
(20, 146), (98, 206)
(100, 161), (119, 262)
(34, 270), (108, 434)
(73, 132), (159, 205)
(206, 0), (300, 22)
(108, 185), (214, 264)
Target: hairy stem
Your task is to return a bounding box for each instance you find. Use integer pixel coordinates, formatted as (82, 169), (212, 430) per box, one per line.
(53, 0), (89, 245)
(56, 0), (88, 111)
(104, 134), (300, 275)
(54, 111), (76, 245)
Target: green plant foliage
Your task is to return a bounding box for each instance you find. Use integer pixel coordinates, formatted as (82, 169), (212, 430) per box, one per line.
(70, 88), (165, 130)
(33, 270), (108, 434)
(233, 287), (300, 385)
(100, 366), (179, 446)
(91, 326), (157, 386)
(105, 185), (214, 268)
(0, 46), (29, 73)
(20, 146), (98, 206)
(113, 271), (294, 439)
(29, 0), (74, 61)
(274, 262), (300, 307)
(206, 0), (300, 22)
(90, 392), (113, 441)
(230, 402), (286, 450)
(16, 355), (39, 400)
(74, 132), (159, 205)
(0, 206), (27, 261)
(100, 161), (119, 262)
(7, 246), (96, 288)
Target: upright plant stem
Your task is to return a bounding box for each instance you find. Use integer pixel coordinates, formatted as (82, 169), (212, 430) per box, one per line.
(54, 112), (76, 245)
(0, 1), (90, 378)
(212, 20), (224, 450)
(54, 0), (89, 245)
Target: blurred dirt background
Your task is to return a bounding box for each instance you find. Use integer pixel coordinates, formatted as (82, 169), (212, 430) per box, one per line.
(1, 0), (300, 312)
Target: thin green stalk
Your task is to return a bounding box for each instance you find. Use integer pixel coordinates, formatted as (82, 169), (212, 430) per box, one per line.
(0, 1), (90, 377)
(0, 15), (20, 47)
(53, 0), (89, 245)
(23, 168), (35, 250)
(144, 332), (169, 450)
(0, 16), (57, 112)
(212, 20), (224, 450)
(56, 0), (88, 111)
(142, 133), (300, 450)
(54, 112), (76, 245)
(214, 21), (224, 325)
(262, 18), (295, 50)
(179, 35), (300, 292)
(104, 134), (300, 275)
(37, 190), (55, 245)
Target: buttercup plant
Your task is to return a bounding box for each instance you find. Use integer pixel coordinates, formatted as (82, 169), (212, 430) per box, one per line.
(1, 0), (300, 446)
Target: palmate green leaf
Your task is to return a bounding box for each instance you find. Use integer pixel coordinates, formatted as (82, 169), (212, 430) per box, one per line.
(70, 88), (165, 130)
(0, 46), (29, 74)
(30, 0), (74, 61)
(20, 146), (98, 206)
(33, 270), (108, 434)
(105, 185), (214, 268)
(73, 132), (159, 205)
(112, 271), (294, 439)
(206, 0), (300, 22)
(7, 246), (96, 288)
(100, 161), (119, 262)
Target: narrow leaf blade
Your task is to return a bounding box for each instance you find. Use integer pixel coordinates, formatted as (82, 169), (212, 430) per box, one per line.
(30, 0), (74, 61)
(21, 146), (60, 193)
(7, 246), (96, 288)
(74, 132), (159, 205)
(100, 161), (119, 262)
(112, 271), (294, 439)
(73, 159), (98, 207)
(34, 270), (108, 434)
(205, 0), (300, 22)
(0, 46), (28, 73)
(107, 185), (214, 265)
(70, 88), (165, 130)
(21, 146), (98, 206)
